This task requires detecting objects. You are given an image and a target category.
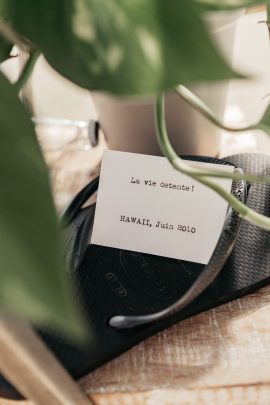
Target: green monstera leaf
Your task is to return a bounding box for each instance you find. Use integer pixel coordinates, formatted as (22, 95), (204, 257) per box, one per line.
(0, 72), (85, 338)
(0, 0), (242, 96)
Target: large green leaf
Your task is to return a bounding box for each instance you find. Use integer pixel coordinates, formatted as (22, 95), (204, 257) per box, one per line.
(0, 0), (241, 96)
(0, 37), (11, 62)
(0, 72), (85, 338)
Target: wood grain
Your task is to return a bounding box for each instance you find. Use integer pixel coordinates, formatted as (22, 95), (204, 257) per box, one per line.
(78, 285), (270, 404)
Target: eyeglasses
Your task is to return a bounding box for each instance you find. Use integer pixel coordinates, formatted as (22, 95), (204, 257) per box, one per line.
(62, 168), (247, 330)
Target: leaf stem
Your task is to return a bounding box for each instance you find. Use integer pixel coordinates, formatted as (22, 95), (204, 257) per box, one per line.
(175, 85), (257, 133)
(13, 49), (40, 94)
(155, 93), (270, 231)
(174, 85), (270, 184)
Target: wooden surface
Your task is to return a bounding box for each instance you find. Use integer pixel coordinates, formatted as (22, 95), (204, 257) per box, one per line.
(80, 286), (270, 404)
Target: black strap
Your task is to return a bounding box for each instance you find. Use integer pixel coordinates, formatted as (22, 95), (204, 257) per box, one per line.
(62, 162), (247, 329)
(109, 170), (247, 328)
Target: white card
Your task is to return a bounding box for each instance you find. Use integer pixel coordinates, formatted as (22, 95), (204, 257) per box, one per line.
(91, 151), (234, 264)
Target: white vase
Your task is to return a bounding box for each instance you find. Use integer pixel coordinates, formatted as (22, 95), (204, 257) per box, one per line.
(93, 9), (244, 157)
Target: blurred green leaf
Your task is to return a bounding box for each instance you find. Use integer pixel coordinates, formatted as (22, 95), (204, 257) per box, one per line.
(0, 37), (11, 62)
(257, 101), (270, 135)
(0, 0), (242, 96)
(0, 72), (86, 339)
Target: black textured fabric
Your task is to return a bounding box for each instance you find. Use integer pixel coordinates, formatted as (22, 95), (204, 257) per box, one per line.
(1, 153), (270, 399)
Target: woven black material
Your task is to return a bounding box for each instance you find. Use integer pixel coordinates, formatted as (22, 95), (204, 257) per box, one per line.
(1, 153), (270, 399)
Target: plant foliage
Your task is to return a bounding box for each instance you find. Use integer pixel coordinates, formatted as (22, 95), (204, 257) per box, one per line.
(0, 0), (268, 331)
